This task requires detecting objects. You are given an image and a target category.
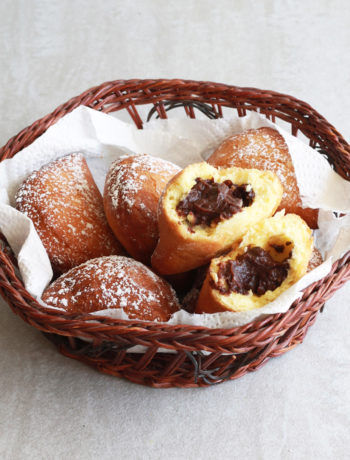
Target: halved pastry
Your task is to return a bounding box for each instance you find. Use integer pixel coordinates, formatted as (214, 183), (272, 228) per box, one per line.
(151, 162), (283, 275)
(207, 127), (319, 229)
(15, 153), (124, 274)
(195, 213), (313, 313)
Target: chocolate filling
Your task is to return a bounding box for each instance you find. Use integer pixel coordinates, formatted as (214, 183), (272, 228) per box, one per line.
(176, 177), (255, 227)
(213, 246), (290, 296)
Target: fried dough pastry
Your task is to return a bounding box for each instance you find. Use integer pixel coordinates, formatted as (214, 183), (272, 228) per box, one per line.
(208, 127), (318, 228)
(104, 154), (180, 265)
(42, 255), (180, 322)
(15, 153), (124, 274)
(151, 162), (283, 275)
(195, 213), (313, 313)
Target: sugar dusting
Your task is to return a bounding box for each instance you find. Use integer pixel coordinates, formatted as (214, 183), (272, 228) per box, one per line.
(15, 153), (121, 272)
(42, 255), (180, 321)
(211, 128), (300, 210)
(106, 154), (180, 219)
(104, 154), (180, 261)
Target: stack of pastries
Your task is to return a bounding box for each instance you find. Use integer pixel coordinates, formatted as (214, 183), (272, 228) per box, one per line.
(15, 127), (322, 322)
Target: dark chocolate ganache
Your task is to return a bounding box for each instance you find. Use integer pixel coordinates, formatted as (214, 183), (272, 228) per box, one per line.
(176, 178), (255, 227)
(213, 247), (290, 296)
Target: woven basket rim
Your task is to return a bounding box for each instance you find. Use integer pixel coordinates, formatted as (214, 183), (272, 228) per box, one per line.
(1, 77), (350, 345)
(2, 78), (350, 157)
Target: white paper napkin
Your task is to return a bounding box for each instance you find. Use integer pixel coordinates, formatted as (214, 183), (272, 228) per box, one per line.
(1, 106), (349, 328)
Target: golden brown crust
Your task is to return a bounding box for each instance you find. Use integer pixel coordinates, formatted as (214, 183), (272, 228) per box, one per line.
(42, 255), (180, 322)
(152, 208), (222, 275)
(151, 162), (283, 275)
(195, 213), (313, 314)
(195, 274), (228, 313)
(15, 153), (124, 274)
(208, 127), (319, 229)
(104, 154), (180, 265)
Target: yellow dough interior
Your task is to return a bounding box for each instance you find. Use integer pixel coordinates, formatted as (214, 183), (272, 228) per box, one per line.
(209, 212), (313, 312)
(164, 162), (283, 248)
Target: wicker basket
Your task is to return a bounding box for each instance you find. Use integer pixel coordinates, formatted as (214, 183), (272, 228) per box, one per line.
(1, 79), (350, 388)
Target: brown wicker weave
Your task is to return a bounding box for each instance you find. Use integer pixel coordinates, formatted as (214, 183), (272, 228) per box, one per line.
(1, 79), (350, 388)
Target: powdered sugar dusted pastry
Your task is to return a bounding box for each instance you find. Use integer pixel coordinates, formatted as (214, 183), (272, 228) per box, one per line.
(104, 154), (180, 265)
(208, 127), (318, 228)
(42, 255), (180, 321)
(15, 153), (124, 274)
(195, 213), (313, 314)
(151, 162), (283, 275)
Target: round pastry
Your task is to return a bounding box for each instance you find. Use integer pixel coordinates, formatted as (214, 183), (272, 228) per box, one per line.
(195, 213), (313, 314)
(104, 154), (180, 265)
(15, 153), (124, 274)
(42, 255), (180, 322)
(151, 162), (283, 275)
(207, 127), (319, 229)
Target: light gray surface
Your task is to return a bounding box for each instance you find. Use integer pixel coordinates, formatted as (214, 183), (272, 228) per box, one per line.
(0, 1), (350, 459)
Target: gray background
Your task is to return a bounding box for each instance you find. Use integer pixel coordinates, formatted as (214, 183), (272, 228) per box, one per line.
(1, 1), (349, 459)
